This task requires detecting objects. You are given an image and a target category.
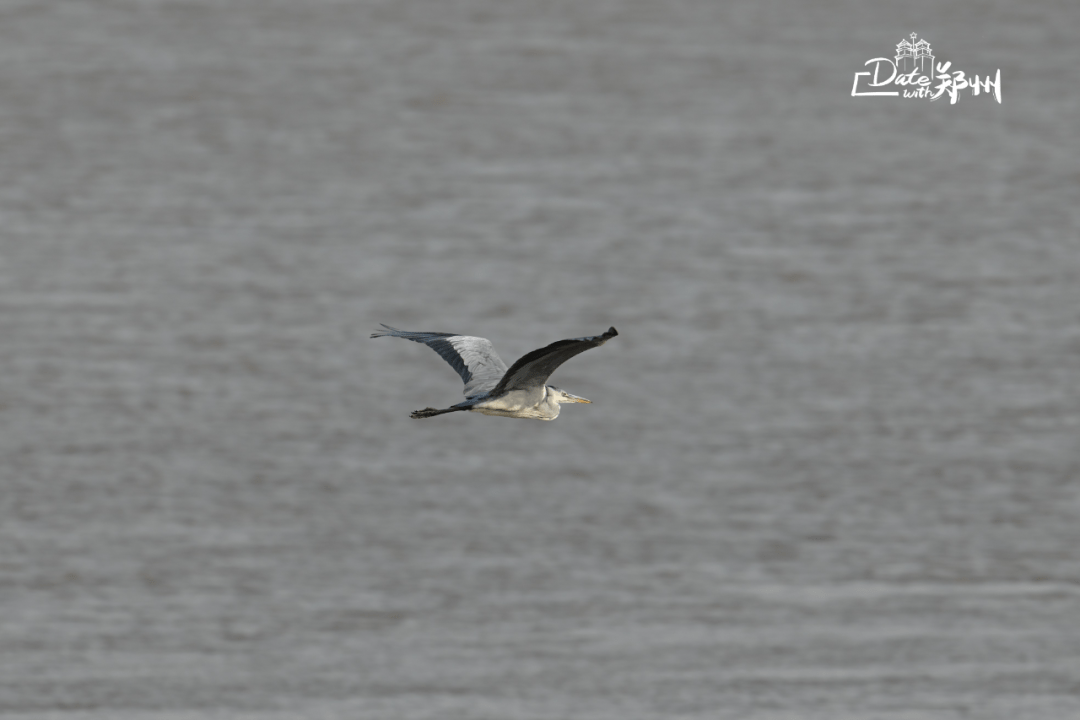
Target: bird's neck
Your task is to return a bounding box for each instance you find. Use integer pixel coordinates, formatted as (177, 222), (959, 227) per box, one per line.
(539, 392), (561, 419)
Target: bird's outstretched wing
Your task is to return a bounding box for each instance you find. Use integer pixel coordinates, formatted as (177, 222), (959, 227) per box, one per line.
(370, 324), (509, 397)
(491, 327), (618, 395)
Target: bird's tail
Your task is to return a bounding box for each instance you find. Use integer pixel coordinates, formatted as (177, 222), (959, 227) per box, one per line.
(410, 405), (468, 419)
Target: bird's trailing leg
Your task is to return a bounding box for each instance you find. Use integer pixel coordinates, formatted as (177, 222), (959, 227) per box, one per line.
(410, 405), (467, 419)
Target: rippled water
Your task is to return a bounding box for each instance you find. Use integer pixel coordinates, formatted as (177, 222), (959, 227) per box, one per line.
(2, 1), (1079, 718)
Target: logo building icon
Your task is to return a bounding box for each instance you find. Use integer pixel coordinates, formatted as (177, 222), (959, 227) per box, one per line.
(895, 33), (934, 73)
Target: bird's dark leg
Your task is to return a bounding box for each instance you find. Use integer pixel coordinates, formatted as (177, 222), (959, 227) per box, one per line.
(410, 406), (468, 419)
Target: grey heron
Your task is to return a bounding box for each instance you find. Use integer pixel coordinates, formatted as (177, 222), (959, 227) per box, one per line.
(371, 325), (618, 420)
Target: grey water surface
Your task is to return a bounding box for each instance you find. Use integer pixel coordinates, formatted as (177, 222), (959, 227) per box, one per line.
(2, 1), (1079, 718)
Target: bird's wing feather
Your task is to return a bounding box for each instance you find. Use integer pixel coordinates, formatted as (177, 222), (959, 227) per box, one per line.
(370, 324), (509, 397)
(492, 327), (618, 394)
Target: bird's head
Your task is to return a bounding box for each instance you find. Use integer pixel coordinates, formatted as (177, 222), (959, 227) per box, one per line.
(548, 386), (591, 405)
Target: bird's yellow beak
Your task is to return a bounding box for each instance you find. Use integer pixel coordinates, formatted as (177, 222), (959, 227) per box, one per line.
(569, 395), (591, 403)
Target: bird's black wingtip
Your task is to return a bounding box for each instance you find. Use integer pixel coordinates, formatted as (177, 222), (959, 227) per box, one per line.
(370, 323), (395, 339)
(607, 326), (618, 337)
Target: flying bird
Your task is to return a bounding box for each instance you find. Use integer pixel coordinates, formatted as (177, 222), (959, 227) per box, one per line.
(371, 324), (618, 420)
